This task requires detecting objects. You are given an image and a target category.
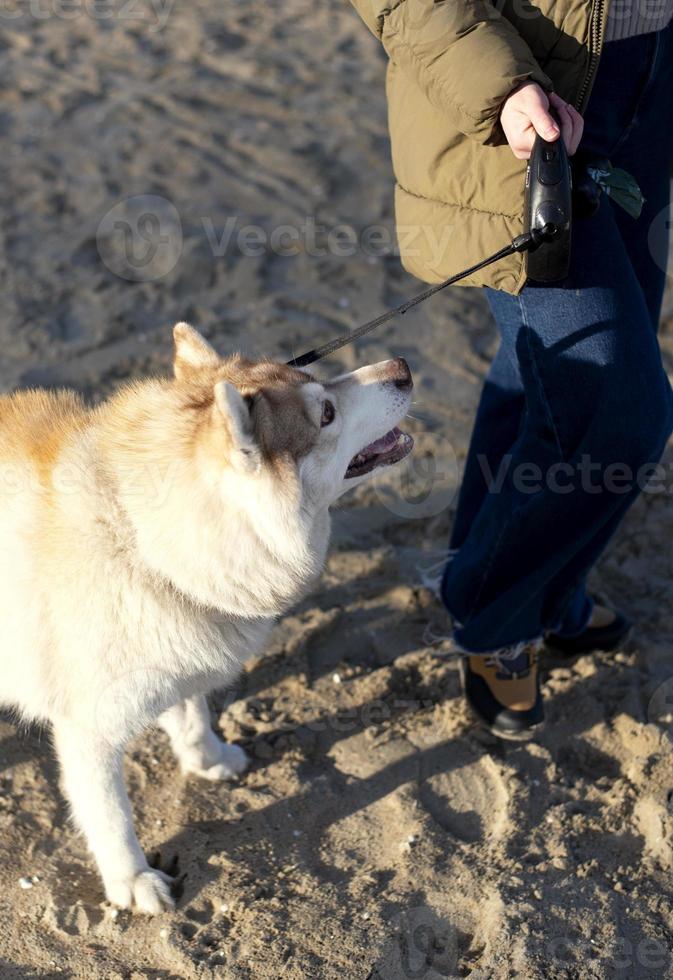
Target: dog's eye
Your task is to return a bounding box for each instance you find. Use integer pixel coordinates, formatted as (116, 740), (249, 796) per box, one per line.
(321, 400), (335, 427)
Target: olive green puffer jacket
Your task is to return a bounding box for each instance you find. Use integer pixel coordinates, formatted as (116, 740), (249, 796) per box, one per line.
(349, 0), (610, 292)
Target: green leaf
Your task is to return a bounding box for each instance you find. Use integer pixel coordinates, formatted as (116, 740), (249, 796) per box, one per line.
(587, 163), (644, 220)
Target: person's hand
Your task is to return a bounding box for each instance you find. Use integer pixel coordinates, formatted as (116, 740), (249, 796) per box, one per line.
(500, 81), (584, 159)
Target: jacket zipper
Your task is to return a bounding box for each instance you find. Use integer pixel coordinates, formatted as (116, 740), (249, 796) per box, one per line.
(575, 0), (606, 111)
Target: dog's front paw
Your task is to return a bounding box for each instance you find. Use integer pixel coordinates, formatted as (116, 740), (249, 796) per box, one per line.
(105, 868), (175, 915)
(184, 742), (250, 782)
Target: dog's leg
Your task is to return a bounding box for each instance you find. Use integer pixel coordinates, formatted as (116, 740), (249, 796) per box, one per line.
(158, 694), (249, 781)
(53, 719), (175, 914)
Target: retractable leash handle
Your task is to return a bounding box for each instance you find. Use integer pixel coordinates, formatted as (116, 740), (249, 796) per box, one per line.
(524, 127), (573, 283)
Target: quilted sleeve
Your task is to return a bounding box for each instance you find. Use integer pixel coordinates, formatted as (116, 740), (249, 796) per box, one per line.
(349, 0), (553, 145)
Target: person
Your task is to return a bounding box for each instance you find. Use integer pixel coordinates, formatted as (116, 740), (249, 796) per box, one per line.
(348, 0), (673, 738)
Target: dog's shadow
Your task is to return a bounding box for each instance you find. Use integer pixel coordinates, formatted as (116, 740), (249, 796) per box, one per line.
(0, 714), (63, 800)
(237, 553), (448, 700)
(0, 716), (47, 775)
(161, 712), (473, 910)
(161, 646), (650, 901)
(0, 962), (65, 980)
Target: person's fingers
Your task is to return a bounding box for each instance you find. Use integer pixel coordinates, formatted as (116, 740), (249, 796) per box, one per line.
(549, 93), (584, 155)
(526, 86), (561, 142)
(502, 84), (585, 160)
(550, 97), (573, 152)
(566, 103), (585, 154)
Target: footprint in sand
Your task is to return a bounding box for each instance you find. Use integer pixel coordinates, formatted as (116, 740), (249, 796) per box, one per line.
(419, 741), (508, 844)
(372, 904), (464, 980)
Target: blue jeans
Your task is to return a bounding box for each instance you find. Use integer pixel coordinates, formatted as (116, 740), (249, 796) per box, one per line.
(442, 25), (673, 653)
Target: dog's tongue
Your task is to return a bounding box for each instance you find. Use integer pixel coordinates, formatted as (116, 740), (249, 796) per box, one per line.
(361, 427), (401, 455)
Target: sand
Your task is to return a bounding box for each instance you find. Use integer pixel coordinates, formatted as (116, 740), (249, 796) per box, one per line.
(1, 1), (673, 977)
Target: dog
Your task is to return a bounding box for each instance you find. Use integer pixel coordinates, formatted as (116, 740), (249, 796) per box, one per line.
(0, 323), (413, 913)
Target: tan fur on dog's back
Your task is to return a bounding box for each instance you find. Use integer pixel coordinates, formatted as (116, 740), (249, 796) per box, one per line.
(0, 388), (87, 477)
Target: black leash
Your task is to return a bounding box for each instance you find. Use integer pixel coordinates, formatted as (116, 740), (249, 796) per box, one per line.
(287, 226), (553, 369)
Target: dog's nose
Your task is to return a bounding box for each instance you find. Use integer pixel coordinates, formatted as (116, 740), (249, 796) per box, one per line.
(391, 356), (413, 391)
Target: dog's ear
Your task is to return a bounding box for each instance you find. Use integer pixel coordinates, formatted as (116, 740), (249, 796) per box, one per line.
(214, 381), (261, 473)
(173, 322), (220, 380)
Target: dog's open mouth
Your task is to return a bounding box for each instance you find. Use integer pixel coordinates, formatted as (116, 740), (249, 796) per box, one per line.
(345, 427), (414, 479)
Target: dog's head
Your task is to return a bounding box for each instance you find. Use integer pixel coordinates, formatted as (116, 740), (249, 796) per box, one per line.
(172, 323), (414, 510)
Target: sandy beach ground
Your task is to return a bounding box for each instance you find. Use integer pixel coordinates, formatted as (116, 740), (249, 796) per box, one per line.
(2, 1), (673, 977)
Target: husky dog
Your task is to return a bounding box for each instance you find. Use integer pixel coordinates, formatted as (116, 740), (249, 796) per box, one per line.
(0, 324), (413, 913)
